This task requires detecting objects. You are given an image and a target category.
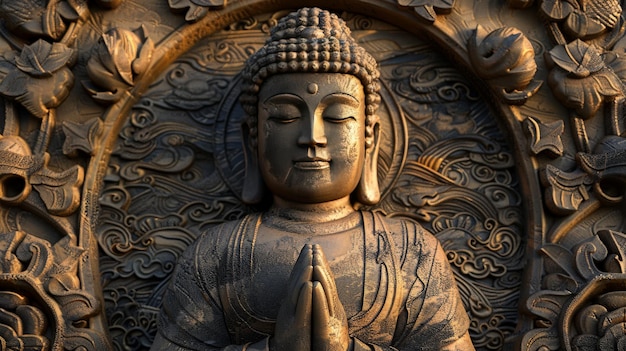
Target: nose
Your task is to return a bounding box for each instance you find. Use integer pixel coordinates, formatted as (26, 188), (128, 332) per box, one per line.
(297, 115), (327, 147)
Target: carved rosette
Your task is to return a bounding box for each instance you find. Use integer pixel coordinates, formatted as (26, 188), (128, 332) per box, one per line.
(523, 230), (626, 351)
(0, 232), (109, 350)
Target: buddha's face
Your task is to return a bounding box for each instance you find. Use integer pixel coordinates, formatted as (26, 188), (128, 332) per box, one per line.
(257, 73), (366, 204)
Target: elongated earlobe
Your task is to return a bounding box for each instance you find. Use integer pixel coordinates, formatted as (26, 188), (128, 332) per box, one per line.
(355, 120), (381, 205)
(241, 124), (265, 204)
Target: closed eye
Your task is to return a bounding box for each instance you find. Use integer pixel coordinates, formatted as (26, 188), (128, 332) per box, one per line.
(324, 115), (355, 123)
(269, 115), (300, 123)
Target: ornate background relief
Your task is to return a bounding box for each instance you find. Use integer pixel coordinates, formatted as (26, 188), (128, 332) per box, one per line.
(0, 0), (624, 350)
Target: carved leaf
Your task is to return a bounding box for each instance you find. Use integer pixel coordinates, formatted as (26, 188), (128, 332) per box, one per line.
(0, 69), (29, 99)
(62, 118), (104, 156)
(15, 40), (74, 77)
(540, 164), (592, 214)
(523, 116), (564, 157)
(30, 159), (84, 216)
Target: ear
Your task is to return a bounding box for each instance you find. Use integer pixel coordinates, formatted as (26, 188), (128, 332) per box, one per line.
(355, 119), (381, 205)
(241, 123), (265, 204)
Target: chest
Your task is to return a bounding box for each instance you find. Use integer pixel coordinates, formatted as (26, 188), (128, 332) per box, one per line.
(245, 226), (367, 318)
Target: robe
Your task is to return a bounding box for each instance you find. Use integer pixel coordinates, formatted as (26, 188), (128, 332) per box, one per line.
(151, 211), (470, 350)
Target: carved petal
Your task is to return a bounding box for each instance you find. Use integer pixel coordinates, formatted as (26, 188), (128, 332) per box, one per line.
(548, 69), (622, 119)
(42, 0), (68, 40)
(548, 40), (604, 77)
(540, 0), (575, 20)
(397, 0), (454, 22)
(564, 10), (607, 40)
(575, 304), (608, 335)
(169, 0), (210, 22)
(102, 29), (141, 86)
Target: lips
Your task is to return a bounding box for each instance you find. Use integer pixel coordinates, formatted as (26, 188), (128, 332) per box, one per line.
(293, 159), (330, 170)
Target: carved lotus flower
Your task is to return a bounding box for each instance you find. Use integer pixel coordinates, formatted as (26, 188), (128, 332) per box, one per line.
(169, 0), (227, 22)
(573, 291), (626, 351)
(397, 0), (454, 23)
(0, 291), (49, 351)
(0, 40), (75, 118)
(540, 0), (622, 40)
(468, 25), (540, 104)
(547, 39), (624, 119)
(0, 0), (88, 40)
(83, 26), (154, 104)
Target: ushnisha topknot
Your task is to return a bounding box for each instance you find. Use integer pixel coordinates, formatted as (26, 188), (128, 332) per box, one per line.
(240, 7), (381, 149)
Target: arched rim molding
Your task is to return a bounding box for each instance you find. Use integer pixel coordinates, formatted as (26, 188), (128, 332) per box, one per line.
(79, 0), (545, 337)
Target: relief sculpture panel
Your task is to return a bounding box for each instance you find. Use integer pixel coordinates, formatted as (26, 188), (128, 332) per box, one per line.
(0, 0), (624, 350)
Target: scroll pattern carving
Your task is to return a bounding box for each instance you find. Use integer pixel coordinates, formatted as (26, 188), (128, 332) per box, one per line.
(377, 57), (523, 350)
(1, 1), (624, 350)
(96, 13), (524, 351)
(510, 1), (626, 349)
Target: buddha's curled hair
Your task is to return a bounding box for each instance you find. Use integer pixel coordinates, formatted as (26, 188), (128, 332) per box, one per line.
(239, 7), (381, 149)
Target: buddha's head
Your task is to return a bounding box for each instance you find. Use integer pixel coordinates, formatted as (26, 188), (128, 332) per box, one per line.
(240, 7), (381, 206)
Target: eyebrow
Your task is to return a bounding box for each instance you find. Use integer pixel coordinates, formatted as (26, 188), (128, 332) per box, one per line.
(263, 93), (303, 105)
(321, 93), (360, 107)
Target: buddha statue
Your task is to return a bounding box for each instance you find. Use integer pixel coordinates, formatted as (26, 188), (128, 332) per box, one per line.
(151, 7), (474, 351)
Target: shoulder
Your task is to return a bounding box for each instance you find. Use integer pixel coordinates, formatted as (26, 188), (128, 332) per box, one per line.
(367, 212), (442, 262)
(175, 215), (257, 280)
(188, 215), (255, 256)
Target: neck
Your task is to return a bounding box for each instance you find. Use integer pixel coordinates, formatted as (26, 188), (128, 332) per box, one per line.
(270, 196), (355, 222)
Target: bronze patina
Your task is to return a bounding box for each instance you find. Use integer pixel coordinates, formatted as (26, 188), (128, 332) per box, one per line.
(151, 8), (474, 351)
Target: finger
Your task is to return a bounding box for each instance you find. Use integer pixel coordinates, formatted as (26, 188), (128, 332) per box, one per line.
(288, 264), (313, 307)
(296, 244), (314, 269)
(312, 265), (336, 316)
(286, 245), (314, 305)
(312, 281), (331, 350)
(312, 281), (330, 326)
(312, 245), (337, 315)
(295, 281), (313, 327)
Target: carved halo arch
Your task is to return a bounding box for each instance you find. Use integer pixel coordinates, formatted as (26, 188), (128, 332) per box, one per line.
(82, 0), (543, 348)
